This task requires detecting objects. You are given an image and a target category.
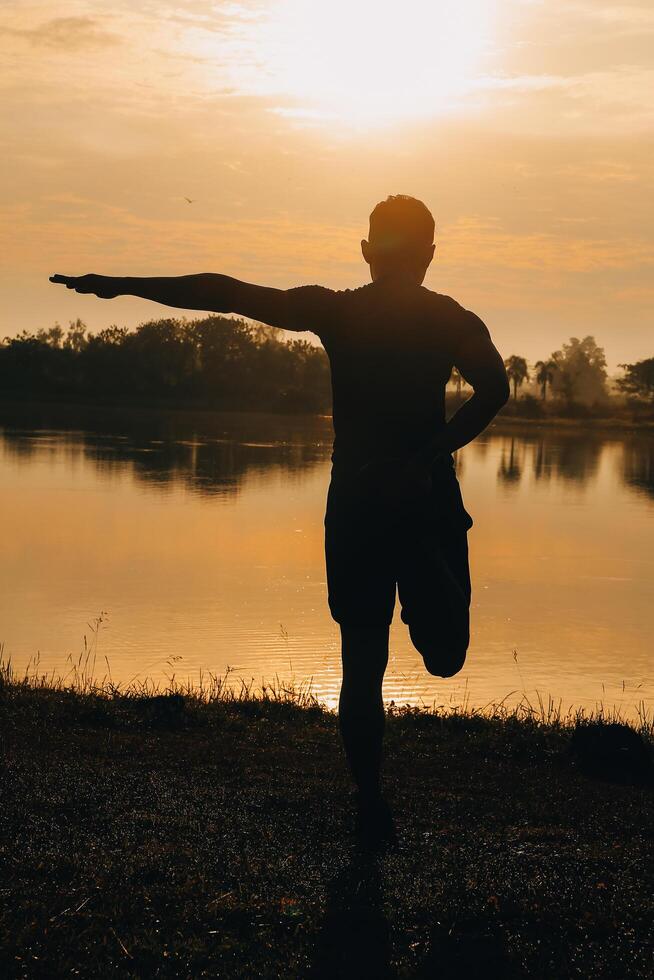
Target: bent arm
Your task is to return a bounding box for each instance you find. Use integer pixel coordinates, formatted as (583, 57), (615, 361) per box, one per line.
(414, 322), (510, 466)
(49, 273), (314, 331)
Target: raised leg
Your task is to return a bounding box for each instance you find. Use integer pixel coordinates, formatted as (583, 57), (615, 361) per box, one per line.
(398, 526), (472, 679)
(408, 619), (469, 678)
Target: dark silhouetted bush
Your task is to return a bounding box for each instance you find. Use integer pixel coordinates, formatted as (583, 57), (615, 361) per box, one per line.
(0, 317), (332, 414)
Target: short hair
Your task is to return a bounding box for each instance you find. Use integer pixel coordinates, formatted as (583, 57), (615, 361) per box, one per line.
(368, 195), (435, 252)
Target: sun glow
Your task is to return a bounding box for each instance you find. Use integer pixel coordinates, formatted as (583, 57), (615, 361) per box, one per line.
(259, 0), (496, 126)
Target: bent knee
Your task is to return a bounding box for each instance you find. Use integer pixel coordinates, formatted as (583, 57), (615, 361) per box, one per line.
(423, 648), (467, 678)
(408, 623), (469, 678)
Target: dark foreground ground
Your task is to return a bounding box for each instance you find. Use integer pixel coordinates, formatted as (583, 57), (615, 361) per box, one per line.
(1, 678), (652, 979)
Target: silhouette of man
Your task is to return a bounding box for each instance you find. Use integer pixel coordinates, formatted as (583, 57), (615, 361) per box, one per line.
(51, 195), (509, 851)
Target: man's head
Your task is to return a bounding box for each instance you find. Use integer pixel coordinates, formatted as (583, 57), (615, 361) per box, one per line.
(361, 195), (435, 285)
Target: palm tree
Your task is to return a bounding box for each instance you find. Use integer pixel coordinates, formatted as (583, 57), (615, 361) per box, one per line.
(504, 355), (530, 400)
(534, 359), (556, 401)
(450, 366), (465, 397)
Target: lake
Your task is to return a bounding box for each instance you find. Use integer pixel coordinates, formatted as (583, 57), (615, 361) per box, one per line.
(1, 407), (652, 722)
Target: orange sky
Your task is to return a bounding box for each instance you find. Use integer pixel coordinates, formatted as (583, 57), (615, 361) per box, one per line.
(1, 1), (653, 370)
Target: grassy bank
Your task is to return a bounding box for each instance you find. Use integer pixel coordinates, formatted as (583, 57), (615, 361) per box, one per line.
(1, 665), (652, 979)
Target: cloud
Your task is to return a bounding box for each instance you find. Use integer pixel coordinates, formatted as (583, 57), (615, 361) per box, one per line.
(2, 17), (121, 51)
(2, 195), (651, 288)
(467, 65), (654, 136)
(569, 2), (654, 33)
(0, 197), (361, 284)
(440, 215), (654, 274)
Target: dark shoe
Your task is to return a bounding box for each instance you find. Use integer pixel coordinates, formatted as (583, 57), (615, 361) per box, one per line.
(353, 792), (398, 854)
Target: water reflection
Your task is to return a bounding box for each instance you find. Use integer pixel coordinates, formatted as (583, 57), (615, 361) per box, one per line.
(497, 438), (522, 486)
(622, 439), (654, 500)
(0, 411), (333, 497)
(498, 429), (616, 486)
(1, 414), (652, 501)
(545, 435), (602, 484)
(1, 409), (652, 720)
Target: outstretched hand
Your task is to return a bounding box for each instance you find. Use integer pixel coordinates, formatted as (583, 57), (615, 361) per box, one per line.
(49, 274), (121, 299)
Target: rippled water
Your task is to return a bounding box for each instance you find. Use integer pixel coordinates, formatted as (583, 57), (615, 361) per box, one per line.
(1, 407), (652, 720)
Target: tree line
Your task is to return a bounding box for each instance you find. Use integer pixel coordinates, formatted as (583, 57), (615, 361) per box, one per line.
(1, 318), (652, 416)
(0, 316), (332, 413)
(499, 337), (654, 414)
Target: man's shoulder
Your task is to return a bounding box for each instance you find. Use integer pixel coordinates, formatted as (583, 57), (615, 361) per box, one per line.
(417, 286), (467, 314)
(331, 283), (468, 310)
(286, 281), (371, 306)
(299, 282), (468, 307)
(331, 282), (375, 302)
(283, 282), (371, 337)
(420, 287), (488, 330)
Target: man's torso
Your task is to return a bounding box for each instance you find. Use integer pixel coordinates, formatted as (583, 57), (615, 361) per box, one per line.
(310, 280), (480, 474)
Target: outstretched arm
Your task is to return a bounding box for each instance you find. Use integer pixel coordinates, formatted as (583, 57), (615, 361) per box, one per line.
(49, 273), (317, 332)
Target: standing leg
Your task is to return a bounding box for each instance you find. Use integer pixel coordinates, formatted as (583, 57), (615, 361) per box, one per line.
(324, 482), (397, 848)
(338, 624), (389, 799)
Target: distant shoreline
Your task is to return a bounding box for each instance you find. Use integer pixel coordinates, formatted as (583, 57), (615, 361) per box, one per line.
(493, 414), (654, 434)
(0, 397), (653, 437)
(0, 398), (335, 436)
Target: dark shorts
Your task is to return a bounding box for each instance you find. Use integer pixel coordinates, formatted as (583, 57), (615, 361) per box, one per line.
(324, 469), (473, 630)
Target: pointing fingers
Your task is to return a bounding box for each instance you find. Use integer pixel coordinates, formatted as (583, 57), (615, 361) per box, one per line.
(50, 274), (76, 288)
